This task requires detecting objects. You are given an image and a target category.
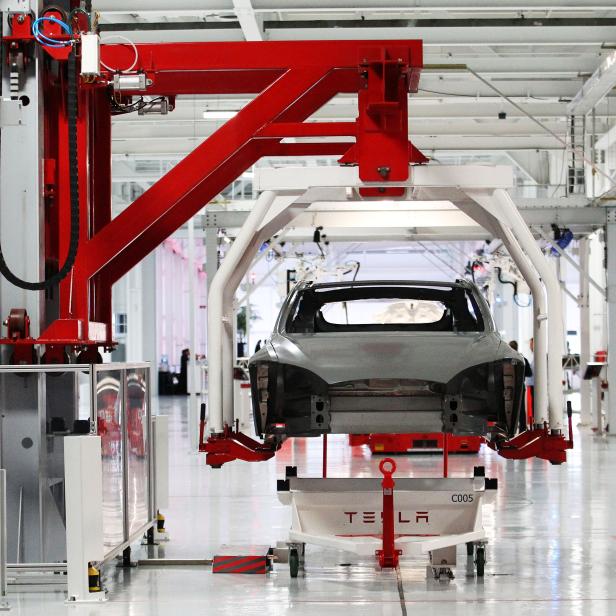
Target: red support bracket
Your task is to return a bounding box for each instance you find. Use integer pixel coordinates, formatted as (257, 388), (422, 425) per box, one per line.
(487, 406), (574, 465)
(376, 458), (401, 569)
(200, 425), (277, 468)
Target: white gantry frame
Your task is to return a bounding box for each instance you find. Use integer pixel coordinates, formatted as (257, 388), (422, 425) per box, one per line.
(207, 165), (565, 434)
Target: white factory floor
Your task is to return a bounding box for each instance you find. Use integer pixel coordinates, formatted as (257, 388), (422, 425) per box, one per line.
(9, 395), (616, 615)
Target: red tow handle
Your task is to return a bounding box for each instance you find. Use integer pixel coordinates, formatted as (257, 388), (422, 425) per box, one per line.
(376, 458), (401, 569)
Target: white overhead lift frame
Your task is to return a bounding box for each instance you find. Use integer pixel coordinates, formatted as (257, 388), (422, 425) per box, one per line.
(206, 164), (565, 436)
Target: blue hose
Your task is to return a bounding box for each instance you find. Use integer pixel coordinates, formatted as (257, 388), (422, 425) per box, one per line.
(32, 16), (72, 48)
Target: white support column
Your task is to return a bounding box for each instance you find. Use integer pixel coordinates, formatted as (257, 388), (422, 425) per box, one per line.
(606, 208), (616, 436)
(187, 218), (199, 451)
(579, 237), (592, 425)
(466, 189), (564, 430)
(497, 224), (549, 425)
(245, 293), (251, 358)
(205, 228), (219, 353)
(208, 191), (277, 433)
(494, 189), (565, 431)
(126, 264), (143, 361)
(141, 253), (158, 394)
(216, 191), (313, 429)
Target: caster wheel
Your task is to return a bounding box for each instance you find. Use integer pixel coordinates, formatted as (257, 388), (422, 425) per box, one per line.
(466, 542), (474, 556)
(289, 548), (299, 578)
(475, 546), (485, 578)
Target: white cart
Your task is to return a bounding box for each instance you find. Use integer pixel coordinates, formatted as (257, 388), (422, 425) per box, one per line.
(277, 465), (496, 579)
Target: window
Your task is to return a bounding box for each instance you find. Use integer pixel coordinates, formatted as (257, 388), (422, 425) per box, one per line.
(286, 284), (484, 334)
(320, 299), (447, 326)
(114, 313), (128, 335)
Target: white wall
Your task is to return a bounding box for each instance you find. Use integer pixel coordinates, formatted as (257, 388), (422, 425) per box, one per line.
(156, 238), (207, 372)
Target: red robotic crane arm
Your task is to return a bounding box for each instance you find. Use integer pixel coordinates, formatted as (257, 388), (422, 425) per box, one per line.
(0, 31), (425, 356)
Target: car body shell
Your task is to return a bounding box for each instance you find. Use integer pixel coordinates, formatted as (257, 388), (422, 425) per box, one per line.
(249, 280), (525, 440)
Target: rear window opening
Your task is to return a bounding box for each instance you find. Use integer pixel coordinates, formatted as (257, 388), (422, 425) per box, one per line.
(321, 298), (447, 326)
(286, 284), (484, 333)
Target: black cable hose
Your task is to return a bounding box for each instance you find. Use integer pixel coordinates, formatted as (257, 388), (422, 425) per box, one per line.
(0, 51), (80, 290)
(496, 266), (517, 295)
(495, 266), (531, 307)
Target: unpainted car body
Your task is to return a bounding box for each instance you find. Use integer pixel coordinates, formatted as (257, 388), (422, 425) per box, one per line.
(249, 280), (525, 441)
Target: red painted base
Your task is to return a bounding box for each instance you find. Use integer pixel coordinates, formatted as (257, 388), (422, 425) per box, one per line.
(350, 433), (482, 454)
(376, 548), (402, 569)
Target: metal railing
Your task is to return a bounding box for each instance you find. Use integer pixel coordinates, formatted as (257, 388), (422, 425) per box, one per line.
(0, 469), (9, 611)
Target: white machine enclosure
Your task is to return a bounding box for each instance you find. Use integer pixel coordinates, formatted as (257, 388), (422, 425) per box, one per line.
(65, 436), (105, 603)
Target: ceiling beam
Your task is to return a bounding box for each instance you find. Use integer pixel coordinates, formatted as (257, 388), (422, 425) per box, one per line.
(232, 0), (264, 41)
(568, 48), (616, 114)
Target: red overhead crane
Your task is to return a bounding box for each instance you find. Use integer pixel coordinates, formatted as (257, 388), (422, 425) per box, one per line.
(0, 13), (572, 466)
(1, 15), (425, 362)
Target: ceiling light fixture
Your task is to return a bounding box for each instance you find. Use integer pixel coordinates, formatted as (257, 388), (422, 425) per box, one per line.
(202, 110), (238, 120)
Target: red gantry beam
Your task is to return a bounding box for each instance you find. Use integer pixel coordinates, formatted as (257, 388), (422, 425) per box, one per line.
(0, 38), (423, 351)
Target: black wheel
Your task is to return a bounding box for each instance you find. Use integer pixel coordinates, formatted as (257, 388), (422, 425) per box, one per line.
(289, 548), (299, 578)
(475, 546), (485, 578)
(466, 542), (474, 556)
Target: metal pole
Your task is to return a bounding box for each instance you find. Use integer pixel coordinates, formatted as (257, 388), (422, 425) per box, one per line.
(605, 208), (616, 436)
(442, 432), (449, 478)
(579, 237), (592, 425)
(205, 228), (219, 352)
(595, 375), (603, 435)
(377, 459), (398, 569)
(0, 470), (9, 611)
(322, 434), (328, 479)
(591, 107), (596, 199)
(244, 289), (251, 358)
(188, 217), (198, 452)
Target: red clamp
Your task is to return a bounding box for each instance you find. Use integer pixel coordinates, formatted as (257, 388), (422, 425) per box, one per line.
(201, 424), (277, 468)
(487, 406), (574, 465)
(376, 458), (402, 568)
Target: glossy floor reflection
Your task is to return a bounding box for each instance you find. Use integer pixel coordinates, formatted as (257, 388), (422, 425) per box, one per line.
(9, 395), (616, 615)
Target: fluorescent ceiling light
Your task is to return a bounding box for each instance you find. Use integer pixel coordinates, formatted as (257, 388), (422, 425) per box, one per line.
(202, 110), (238, 120)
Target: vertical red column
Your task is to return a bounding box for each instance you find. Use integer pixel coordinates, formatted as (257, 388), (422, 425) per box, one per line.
(322, 433), (328, 478)
(89, 88), (113, 344)
(443, 431), (449, 478)
(57, 63), (90, 325)
(377, 458), (400, 568)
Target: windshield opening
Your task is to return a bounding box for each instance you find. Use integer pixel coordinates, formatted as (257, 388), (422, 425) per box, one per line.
(286, 285), (484, 333)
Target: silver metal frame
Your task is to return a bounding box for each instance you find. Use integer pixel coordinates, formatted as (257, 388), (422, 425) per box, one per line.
(0, 469), (9, 610)
(0, 362), (155, 585)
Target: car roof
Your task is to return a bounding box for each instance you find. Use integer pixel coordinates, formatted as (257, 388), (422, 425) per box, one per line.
(298, 279), (475, 291)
